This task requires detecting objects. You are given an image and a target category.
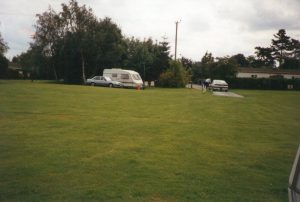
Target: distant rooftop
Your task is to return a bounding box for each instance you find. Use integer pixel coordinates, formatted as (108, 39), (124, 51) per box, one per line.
(239, 67), (300, 75)
(8, 63), (21, 70)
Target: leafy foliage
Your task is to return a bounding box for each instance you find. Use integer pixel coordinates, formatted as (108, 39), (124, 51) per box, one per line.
(226, 77), (300, 90)
(230, 53), (250, 67)
(254, 29), (300, 69)
(191, 53), (238, 82)
(158, 61), (188, 88)
(15, 0), (170, 84)
(201, 51), (214, 64)
(271, 29), (291, 67)
(180, 57), (193, 70)
(31, 0), (126, 84)
(254, 47), (274, 67)
(212, 57), (238, 79)
(0, 32), (9, 77)
(0, 54), (9, 78)
(12, 5), (300, 83)
(123, 37), (170, 82)
(0, 32), (9, 55)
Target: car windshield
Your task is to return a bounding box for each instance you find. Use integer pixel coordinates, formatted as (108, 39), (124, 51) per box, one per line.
(213, 80), (227, 85)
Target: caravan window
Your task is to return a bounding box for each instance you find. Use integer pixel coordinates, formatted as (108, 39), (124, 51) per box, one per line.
(132, 74), (141, 80)
(121, 74), (129, 79)
(112, 73), (117, 78)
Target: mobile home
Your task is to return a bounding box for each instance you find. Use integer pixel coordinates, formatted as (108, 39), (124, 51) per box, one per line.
(103, 68), (143, 88)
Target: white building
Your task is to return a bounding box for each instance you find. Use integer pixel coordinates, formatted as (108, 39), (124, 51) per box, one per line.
(237, 68), (300, 79)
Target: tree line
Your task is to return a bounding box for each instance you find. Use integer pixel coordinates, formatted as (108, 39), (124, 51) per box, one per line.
(187, 29), (300, 83)
(254, 29), (300, 69)
(9, 0), (170, 84)
(1, 0), (300, 87)
(0, 32), (9, 78)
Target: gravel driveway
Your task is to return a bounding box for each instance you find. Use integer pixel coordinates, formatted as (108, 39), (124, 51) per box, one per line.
(187, 84), (244, 98)
(213, 91), (244, 98)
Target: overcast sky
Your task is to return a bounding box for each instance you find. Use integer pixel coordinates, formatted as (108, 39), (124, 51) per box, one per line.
(1, 0), (300, 60)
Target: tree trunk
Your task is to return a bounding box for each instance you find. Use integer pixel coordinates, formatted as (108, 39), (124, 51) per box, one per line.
(53, 63), (58, 80)
(280, 49), (283, 67)
(80, 51), (86, 84)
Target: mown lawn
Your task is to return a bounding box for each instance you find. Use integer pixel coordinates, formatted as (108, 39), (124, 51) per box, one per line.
(0, 80), (299, 201)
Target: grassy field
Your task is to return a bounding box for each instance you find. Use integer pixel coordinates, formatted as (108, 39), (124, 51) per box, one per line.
(0, 80), (299, 201)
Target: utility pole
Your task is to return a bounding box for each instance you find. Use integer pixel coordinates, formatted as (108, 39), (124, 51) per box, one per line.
(143, 38), (146, 86)
(174, 20), (180, 61)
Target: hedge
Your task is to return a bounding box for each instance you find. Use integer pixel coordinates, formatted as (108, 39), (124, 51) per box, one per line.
(226, 78), (300, 90)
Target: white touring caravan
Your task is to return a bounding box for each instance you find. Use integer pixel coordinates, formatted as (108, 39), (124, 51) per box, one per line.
(103, 68), (143, 88)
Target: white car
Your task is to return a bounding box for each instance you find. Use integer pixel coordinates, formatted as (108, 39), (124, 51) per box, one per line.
(86, 76), (123, 88)
(210, 80), (229, 92)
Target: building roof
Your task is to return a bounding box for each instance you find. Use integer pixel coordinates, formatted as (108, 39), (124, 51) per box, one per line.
(238, 68), (300, 75)
(8, 63), (21, 71)
(105, 68), (140, 75)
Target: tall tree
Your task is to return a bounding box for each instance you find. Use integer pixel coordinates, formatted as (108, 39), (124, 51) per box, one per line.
(0, 55), (8, 78)
(192, 53), (238, 82)
(158, 60), (188, 88)
(253, 29), (300, 69)
(231, 53), (249, 67)
(82, 17), (126, 77)
(34, 7), (63, 79)
(13, 45), (50, 79)
(201, 51), (214, 64)
(33, 0), (125, 83)
(290, 39), (300, 60)
(191, 62), (202, 83)
(123, 37), (153, 80)
(150, 39), (171, 81)
(0, 32), (9, 55)
(96, 18), (126, 69)
(279, 38), (300, 69)
(181, 57), (193, 70)
(0, 32), (9, 78)
(60, 0), (97, 83)
(254, 46), (274, 67)
(246, 55), (264, 68)
(213, 57), (238, 79)
(123, 37), (170, 82)
(271, 29), (291, 67)
(200, 52), (214, 79)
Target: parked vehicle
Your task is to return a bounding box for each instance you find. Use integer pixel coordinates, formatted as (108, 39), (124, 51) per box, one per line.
(86, 76), (123, 87)
(103, 68), (143, 88)
(210, 80), (229, 91)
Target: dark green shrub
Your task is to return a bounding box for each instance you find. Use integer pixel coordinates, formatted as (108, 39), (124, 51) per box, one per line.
(226, 78), (300, 90)
(158, 61), (188, 88)
(0, 55), (8, 78)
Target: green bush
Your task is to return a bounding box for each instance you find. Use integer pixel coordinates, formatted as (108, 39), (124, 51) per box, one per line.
(226, 78), (300, 90)
(158, 61), (188, 88)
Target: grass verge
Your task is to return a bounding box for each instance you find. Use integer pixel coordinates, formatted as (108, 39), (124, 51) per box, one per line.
(0, 80), (299, 201)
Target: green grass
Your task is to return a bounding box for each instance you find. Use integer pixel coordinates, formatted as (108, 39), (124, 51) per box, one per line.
(0, 80), (299, 201)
